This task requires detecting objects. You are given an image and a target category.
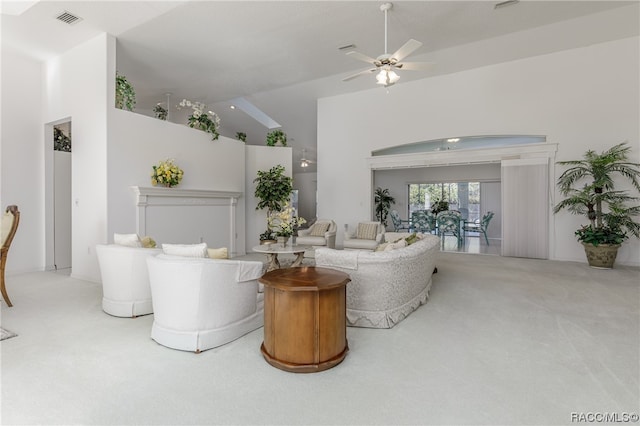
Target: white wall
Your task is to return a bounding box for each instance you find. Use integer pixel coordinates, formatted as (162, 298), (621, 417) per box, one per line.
(245, 146), (292, 249)
(318, 36), (639, 265)
(43, 34), (111, 282)
(0, 48), (44, 274)
(108, 109), (247, 255)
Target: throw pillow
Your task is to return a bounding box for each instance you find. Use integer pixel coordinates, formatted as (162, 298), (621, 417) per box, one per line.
(207, 247), (229, 259)
(384, 239), (407, 251)
(114, 233), (142, 248)
(162, 243), (208, 258)
(141, 236), (157, 248)
(356, 223), (378, 240)
(405, 233), (418, 245)
(375, 243), (389, 252)
(310, 222), (330, 236)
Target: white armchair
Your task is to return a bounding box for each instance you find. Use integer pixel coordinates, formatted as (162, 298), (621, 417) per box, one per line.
(343, 221), (385, 251)
(295, 219), (337, 248)
(96, 244), (162, 317)
(146, 254), (265, 353)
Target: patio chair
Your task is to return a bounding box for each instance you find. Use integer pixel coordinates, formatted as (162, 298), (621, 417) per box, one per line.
(463, 211), (494, 245)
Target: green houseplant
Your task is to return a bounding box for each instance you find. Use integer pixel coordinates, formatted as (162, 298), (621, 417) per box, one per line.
(553, 142), (640, 268)
(178, 99), (220, 141)
(254, 165), (293, 238)
(430, 198), (449, 216)
(236, 132), (247, 142)
(374, 187), (395, 227)
(153, 104), (168, 120)
(266, 129), (287, 147)
(115, 72), (136, 111)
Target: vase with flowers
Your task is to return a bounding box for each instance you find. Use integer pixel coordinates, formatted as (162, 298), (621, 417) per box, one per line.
(151, 159), (184, 188)
(178, 99), (220, 141)
(268, 202), (306, 246)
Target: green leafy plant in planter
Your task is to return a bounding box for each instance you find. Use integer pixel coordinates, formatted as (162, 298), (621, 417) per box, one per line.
(236, 132), (247, 142)
(553, 142), (640, 268)
(254, 165), (293, 238)
(115, 72), (136, 111)
(178, 99), (220, 141)
(266, 129), (287, 147)
(374, 187), (395, 227)
(430, 198), (449, 216)
(259, 229), (276, 244)
(153, 104), (168, 120)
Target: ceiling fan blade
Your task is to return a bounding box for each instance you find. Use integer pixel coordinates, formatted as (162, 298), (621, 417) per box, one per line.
(397, 61), (434, 71)
(391, 39), (422, 62)
(342, 68), (378, 82)
(346, 50), (378, 64)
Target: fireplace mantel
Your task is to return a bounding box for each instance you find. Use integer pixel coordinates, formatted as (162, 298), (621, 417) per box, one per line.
(131, 186), (242, 255)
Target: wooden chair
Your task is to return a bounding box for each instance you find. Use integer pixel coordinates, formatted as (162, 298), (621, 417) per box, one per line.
(1, 205), (20, 307)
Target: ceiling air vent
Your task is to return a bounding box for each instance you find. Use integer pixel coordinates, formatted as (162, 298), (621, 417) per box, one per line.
(55, 11), (82, 25)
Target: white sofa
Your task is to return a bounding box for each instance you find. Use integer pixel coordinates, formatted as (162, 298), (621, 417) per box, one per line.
(315, 234), (440, 328)
(146, 254), (265, 352)
(96, 244), (162, 317)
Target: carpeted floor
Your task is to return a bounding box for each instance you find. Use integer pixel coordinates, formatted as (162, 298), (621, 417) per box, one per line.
(1, 251), (638, 425)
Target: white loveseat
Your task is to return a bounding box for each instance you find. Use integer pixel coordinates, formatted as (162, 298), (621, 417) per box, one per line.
(96, 244), (162, 317)
(146, 254), (265, 352)
(315, 234), (440, 328)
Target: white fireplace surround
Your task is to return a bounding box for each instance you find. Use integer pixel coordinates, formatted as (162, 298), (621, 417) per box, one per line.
(131, 186), (242, 256)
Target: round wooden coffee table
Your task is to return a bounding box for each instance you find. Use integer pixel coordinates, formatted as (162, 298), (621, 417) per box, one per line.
(259, 266), (351, 373)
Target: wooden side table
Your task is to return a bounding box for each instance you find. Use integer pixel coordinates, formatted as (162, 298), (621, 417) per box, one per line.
(259, 266), (350, 373)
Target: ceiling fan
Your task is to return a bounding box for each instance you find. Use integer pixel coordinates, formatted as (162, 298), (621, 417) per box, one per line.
(343, 2), (433, 87)
(300, 149), (314, 168)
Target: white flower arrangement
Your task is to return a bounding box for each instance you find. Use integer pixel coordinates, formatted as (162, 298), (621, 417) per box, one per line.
(268, 202), (306, 237)
(151, 158), (184, 188)
(178, 99), (221, 140)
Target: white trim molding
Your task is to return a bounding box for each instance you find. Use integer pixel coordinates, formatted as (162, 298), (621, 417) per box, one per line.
(367, 142), (558, 169)
(131, 187), (242, 255)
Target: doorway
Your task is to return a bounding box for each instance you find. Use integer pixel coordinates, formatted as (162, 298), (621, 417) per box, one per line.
(45, 120), (72, 273)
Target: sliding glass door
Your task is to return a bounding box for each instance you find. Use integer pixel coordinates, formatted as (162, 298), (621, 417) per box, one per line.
(408, 182), (480, 221)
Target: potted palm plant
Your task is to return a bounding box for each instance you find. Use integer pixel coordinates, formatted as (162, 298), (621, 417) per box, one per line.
(374, 187), (395, 227)
(553, 142), (640, 268)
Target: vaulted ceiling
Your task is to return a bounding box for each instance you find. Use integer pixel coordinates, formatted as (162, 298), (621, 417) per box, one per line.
(2, 1), (637, 172)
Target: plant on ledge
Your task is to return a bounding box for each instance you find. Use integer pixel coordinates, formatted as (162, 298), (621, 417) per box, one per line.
(153, 104), (168, 120)
(151, 158), (184, 188)
(178, 99), (220, 141)
(115, 72), (136, 111)
(236, 132), (247, 142)
(265, 129), (287, 147)
(553, 142), (640, 268)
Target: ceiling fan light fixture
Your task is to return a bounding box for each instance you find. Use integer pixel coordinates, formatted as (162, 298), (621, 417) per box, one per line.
(376, 69), (400, 86)
(300, 160), (309, 168)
